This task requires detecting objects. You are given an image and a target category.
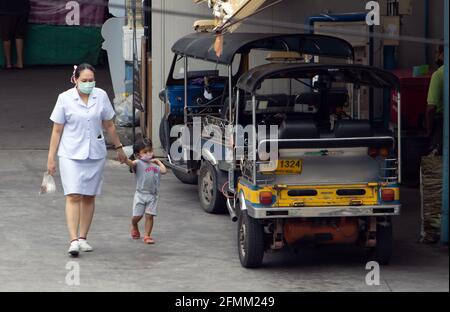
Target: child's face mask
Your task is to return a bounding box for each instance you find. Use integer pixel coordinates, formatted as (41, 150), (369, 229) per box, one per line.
(140, 152), (153, 162)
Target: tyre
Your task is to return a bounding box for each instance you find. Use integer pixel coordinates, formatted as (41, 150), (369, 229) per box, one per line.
(373, 221), (393, 265)
(172, 167), (198, 185)
(159, 115), (169, 152)
(238, 209), (265, 268)
(198, 161), (227, 214)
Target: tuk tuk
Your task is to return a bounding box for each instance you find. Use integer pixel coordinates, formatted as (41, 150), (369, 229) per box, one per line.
(159, 32), (355, 213)
(159, 32), (401, 268)
(231, 63), (401, 267)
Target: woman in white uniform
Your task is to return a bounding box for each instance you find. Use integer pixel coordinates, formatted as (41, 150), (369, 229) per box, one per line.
(47, 64), (128, 257)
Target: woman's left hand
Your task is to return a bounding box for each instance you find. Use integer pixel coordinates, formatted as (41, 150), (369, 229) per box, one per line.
(117, 149), (128, 163)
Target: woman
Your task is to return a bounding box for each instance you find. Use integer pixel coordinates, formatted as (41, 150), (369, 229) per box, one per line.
(0, 0), (30, 69)
(47, 64), (128, 257)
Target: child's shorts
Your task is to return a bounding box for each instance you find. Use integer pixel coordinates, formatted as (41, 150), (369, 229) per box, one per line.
(133, 191), (158, 217)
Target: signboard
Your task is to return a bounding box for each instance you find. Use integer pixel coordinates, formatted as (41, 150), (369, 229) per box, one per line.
(29, 0), (107, 26)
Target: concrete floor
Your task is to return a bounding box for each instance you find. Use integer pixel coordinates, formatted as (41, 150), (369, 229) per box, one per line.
(0, 67), (448, 292)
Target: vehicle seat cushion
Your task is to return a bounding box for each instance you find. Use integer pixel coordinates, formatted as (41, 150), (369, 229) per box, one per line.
(334, 120), (374, 138)
(279, 118), (320, 139)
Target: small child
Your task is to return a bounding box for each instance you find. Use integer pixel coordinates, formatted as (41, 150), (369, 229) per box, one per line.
(124, 141), (167, 244)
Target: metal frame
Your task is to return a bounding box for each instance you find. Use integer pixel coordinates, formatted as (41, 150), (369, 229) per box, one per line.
(397, 90), (402, 184)
(442, 0), (449, 244)
(246, 203), (401, 219)
(236, 80), (401, 190)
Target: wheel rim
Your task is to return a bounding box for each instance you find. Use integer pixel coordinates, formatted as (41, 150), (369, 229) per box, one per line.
(239, 220), (247, 258)
(201, 170), (214, 205)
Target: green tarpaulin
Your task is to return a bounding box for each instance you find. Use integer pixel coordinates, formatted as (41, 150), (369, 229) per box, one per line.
(0, 24), (104, 67)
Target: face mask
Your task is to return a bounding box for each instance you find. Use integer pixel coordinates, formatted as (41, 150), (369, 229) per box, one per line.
(140, 154), (153, 162)
(78, 81), (96, 94)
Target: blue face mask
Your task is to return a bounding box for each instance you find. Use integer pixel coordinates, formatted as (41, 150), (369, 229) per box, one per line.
(78, 81), (96, 94)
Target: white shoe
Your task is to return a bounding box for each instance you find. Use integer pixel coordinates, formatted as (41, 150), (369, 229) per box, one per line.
(68, 240), (80, 257)
(78, 239), (93, 252)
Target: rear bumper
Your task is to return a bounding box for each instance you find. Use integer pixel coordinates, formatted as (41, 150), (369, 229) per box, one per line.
(246, 203), (401, 219)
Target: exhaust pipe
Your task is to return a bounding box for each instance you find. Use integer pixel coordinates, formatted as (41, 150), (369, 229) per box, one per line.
(227, 198), (238, 222)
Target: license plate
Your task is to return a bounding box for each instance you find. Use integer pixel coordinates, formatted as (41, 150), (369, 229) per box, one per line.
(261, 160), (303, 174)
(277, 160), (302, 174)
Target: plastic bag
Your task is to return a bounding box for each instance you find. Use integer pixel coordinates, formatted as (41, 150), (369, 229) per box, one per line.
(114, 94), (140, 127)
(39, 172), (56, 195)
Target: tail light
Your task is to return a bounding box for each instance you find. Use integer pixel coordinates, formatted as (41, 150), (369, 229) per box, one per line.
(379, 147), (389, 157)
(381, 189), (395, 202)
(259, 191), (274, 205)
(368, 148), (378, 158)
(368, 147), (390, 158)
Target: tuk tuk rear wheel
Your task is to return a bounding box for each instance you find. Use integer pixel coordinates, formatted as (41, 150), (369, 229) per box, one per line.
(238, 210), (265, 268)
(198, 161), (226, 214)
(374, 221), (393, 265)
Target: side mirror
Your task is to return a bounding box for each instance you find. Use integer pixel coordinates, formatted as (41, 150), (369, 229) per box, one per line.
(159, 89), (166, 102)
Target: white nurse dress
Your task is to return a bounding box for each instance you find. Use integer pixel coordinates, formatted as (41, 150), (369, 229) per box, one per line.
(50, 87), (115, 196)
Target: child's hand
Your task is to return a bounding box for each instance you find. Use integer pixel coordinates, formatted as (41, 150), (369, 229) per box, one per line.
(150, 158), (167, 174)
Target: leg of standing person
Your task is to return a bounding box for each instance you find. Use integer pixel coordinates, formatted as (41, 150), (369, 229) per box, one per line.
(14, 14), (28, 69)
(79, 195), (96, 239)
(66, 195), (82, 241)
(2, 40), (12, 68)
(143, 214), (155, 244)
(0, 15), (13, 68)
(14, 38), (24, 68)
(132, 216), (142, 230)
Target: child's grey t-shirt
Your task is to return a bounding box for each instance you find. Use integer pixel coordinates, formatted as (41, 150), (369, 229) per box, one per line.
(135, 160), (161, 195)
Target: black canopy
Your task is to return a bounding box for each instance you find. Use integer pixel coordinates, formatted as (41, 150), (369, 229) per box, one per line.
(237, 63), (401, 92)
(171, 32), (354, 65)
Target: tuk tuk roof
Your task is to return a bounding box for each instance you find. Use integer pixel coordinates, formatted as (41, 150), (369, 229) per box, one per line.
(171, 32), (354, 65)
(236, 63), (401, 93)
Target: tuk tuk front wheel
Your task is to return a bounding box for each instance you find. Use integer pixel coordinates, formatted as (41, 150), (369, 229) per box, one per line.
(198, 161), (226, 214)
(238, 210), (265, 268)
(172, 168), (198, 185)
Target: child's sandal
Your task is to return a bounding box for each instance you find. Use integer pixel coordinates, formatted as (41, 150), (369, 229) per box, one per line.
(143, 236), (155, 244)
(131, 228), (141, 239)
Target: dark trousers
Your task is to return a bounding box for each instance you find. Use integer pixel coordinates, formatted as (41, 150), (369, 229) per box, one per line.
(430, 114), (443, 155)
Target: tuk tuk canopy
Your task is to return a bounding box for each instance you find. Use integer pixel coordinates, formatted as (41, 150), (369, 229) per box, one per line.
(236, 63), (401, 93)
(171, 32), (355, 65)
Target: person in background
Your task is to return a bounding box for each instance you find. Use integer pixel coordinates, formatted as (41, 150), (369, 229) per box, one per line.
(0, 0), (30, 69)
(426, 44), (445, 155)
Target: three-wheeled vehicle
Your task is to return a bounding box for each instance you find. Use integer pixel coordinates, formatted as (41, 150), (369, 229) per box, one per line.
(232, 63), (401, 267)
(159, 32), (355, 213)
(159, 32), (402, 267)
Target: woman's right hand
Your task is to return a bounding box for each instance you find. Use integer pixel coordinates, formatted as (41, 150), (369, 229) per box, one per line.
(47, 158), (57, 176)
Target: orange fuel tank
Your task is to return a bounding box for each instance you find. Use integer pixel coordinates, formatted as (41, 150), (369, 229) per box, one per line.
(284, 218), (359, 245)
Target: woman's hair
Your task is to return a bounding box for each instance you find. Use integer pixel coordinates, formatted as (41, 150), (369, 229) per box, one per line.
(71, 63), (96, 84)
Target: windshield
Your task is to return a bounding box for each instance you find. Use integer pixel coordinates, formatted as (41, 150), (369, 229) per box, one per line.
(172, 54), (241, 80)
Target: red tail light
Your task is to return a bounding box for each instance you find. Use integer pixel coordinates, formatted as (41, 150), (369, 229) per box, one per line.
(381, 189), (395, 202)
(379, 147), (389, 157)
(259, 191), (274, 205)
(368, 148), (378, 158)
(369, 147), (390, 158)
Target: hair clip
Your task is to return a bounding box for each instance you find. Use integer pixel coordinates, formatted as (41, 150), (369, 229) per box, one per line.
(70, 65), (78, 84)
